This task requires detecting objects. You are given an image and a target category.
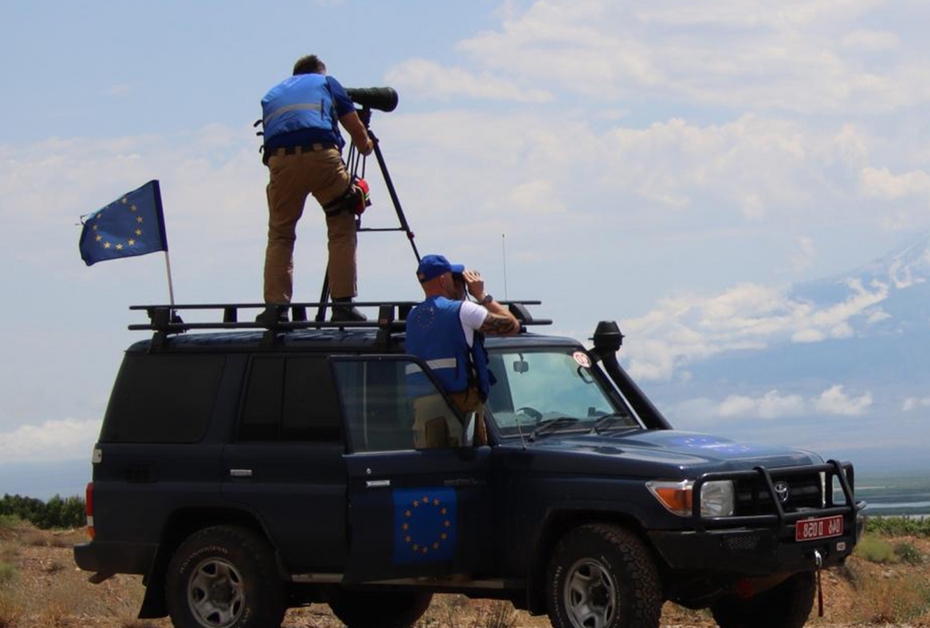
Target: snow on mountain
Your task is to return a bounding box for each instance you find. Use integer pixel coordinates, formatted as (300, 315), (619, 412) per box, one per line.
(632, 233), (930, 474)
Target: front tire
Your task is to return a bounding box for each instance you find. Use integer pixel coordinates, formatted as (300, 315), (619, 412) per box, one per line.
(166, 525), (286, 628)
(547, 524), (662, 628)
(711, 571), (816, 628)
(328, 589), (433, 628)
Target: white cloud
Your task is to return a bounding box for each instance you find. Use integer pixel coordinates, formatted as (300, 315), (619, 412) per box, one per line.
(671, 383), (875, 428)
(842, 29), (900, 51)
(791, 236), (816, 272)
(814, 385), (872, 415)
(385, 58), (553, 103)
(623, 275), (890, 380)
(0, 419), (101, 463)
(446, 0), (930, 114)
(860, 166), (930, 200)
(105, 84), (133, 97)
(866, 309), (891, 324)
(902, 397), (930, 411)
(718, 390), (806, 419)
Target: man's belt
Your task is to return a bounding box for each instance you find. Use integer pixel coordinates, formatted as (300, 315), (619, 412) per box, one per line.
(262, 142), (338, 164)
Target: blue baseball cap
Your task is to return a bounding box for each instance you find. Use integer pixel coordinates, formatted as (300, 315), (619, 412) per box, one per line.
(417, 254), (465, 283)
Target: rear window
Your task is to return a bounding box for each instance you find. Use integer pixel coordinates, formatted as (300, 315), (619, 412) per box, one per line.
(100, 353), (225, 443)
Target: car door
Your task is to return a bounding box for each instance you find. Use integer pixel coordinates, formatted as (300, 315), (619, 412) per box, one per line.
(332, 355), (494, 583)
(221, 355), (348, 574)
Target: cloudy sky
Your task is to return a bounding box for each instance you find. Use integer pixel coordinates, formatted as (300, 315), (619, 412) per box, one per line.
(2, 0), (929, 489)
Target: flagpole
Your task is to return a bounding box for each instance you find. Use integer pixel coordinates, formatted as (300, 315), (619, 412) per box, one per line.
(164, 251), (176, 306)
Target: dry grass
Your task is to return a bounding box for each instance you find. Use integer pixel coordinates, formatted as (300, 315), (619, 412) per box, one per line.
(1, 521), (929, 627)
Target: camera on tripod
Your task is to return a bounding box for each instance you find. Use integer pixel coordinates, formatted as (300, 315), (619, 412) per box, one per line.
(345, 87), (398, 113)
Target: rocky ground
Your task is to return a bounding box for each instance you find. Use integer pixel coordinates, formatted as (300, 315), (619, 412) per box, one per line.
(0, 522), (927, 628)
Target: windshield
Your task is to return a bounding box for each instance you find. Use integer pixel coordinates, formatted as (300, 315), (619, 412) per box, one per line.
(485, 348), (639, 439)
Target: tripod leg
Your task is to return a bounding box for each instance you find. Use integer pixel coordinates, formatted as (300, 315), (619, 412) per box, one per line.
(368, 129), (421, 262)
(316, 267), (330, 323)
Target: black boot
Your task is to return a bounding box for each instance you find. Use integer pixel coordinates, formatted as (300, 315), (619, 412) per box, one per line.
(331, 298), (367, 322)
(256, 305), (288, 326)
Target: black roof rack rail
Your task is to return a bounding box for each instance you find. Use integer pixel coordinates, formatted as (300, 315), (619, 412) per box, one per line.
(129, 300), (551, 336)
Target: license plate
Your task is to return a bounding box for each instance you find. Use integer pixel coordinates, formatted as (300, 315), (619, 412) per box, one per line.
(795, 515), (844, 542)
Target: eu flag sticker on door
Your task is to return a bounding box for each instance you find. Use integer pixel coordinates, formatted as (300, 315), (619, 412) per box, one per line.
(392, 488), (457, 563)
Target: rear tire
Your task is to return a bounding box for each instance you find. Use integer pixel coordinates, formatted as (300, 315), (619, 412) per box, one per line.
(328, 589), (433, 628)
(711, 571), (816, 628)
(166, 525), (286, 628)
(546, 524), (662, 628)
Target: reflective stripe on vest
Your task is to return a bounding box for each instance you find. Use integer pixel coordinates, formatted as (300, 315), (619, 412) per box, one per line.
(263, 102), (323, 127)
(261, 74), (335, 142)
(405, 358), (457, 376)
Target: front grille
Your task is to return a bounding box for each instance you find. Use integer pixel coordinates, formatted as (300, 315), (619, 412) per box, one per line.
(733, 472), (823, 516)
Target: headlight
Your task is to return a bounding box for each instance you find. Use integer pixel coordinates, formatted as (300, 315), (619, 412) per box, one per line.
(700, 480), (735, 517)
(647, 479), (735, 517)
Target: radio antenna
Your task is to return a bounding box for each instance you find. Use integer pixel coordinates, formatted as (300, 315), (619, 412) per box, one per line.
(502, 233), (508, 301)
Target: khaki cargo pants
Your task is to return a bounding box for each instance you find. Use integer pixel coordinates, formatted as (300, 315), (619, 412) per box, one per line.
(263, 146), (357, 303)
(412, 386), (488, 449)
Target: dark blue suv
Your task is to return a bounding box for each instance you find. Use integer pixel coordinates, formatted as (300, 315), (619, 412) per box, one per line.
(73, 302), (863, 628)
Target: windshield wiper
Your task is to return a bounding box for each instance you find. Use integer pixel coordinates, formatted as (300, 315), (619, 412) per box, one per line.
(590, 413), (632, 434)
(529, 417), (579, 441)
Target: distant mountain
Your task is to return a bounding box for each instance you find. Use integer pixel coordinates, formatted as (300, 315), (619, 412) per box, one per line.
(793, 233), (930, 328)
(643, 233), (930, 474)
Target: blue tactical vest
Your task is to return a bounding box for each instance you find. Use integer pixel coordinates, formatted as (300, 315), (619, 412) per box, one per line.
(261, 73), (336, 142)
(406, 296), (491, 400)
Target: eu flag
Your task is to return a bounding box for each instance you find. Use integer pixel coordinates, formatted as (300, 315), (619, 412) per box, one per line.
(392, 488), (457, 564)
(79, 180), (168, 266)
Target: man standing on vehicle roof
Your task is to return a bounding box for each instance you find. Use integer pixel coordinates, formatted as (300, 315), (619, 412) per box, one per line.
(406, 254), (520, 446)
(259, 54), (373, 323)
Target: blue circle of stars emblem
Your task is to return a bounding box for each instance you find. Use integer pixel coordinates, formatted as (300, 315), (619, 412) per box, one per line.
(402, 493), (451, 556)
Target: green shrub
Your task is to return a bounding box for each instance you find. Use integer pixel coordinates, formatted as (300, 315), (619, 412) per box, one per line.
(894, 540), (924, 565)
(855, 535), (899, 564)
(0, 563), (17, 587)
(865, 516), (930, 538)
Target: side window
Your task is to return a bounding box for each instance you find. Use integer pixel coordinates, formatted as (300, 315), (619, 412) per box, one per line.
(333, 359), (463, 452)
(238, 356), (342, 442)
(101, 354), (225, 443)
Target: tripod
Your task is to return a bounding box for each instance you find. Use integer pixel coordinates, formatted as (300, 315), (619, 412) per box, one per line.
(315, 105), (421, 322)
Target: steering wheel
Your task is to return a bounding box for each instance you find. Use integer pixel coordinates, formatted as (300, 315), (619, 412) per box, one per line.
(516, 406), (544, 423)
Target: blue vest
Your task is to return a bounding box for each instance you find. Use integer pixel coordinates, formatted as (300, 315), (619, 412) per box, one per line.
(406, 296), (491, 400)
(261, 74), (336, 142)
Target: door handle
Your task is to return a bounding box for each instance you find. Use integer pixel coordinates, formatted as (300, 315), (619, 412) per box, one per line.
(229, 469), (253, 478)
(444, 477), (484, 487)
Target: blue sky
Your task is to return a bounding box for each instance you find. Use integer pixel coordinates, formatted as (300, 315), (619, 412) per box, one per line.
(2, 0), (930, 491)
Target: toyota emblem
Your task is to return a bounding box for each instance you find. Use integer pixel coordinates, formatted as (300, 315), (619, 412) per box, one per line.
(774, 481), (790, 503)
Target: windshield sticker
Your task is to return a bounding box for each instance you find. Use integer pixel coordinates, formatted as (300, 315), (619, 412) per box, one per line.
(572, 351), (592, 368)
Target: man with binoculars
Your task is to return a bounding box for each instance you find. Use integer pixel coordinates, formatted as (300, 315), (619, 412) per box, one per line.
(259, 54), (373, 322)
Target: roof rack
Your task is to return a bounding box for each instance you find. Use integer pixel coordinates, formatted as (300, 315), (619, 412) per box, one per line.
(129, 300), (551, 340)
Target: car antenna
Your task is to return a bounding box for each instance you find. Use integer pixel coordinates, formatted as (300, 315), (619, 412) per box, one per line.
(501, 233), (508, 301)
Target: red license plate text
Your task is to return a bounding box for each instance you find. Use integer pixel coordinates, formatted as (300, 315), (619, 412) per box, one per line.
(795, 515), (843, 542)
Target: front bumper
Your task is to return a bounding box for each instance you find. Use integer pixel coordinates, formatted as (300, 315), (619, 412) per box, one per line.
(650, 458), (866, 576)
(649, 513), (864, 575)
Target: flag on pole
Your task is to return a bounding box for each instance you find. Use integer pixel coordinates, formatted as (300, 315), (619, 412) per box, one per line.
(79, 180), (168, 266)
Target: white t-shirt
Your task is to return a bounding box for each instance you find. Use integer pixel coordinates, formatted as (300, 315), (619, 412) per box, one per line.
(459, 300), (488, 347)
